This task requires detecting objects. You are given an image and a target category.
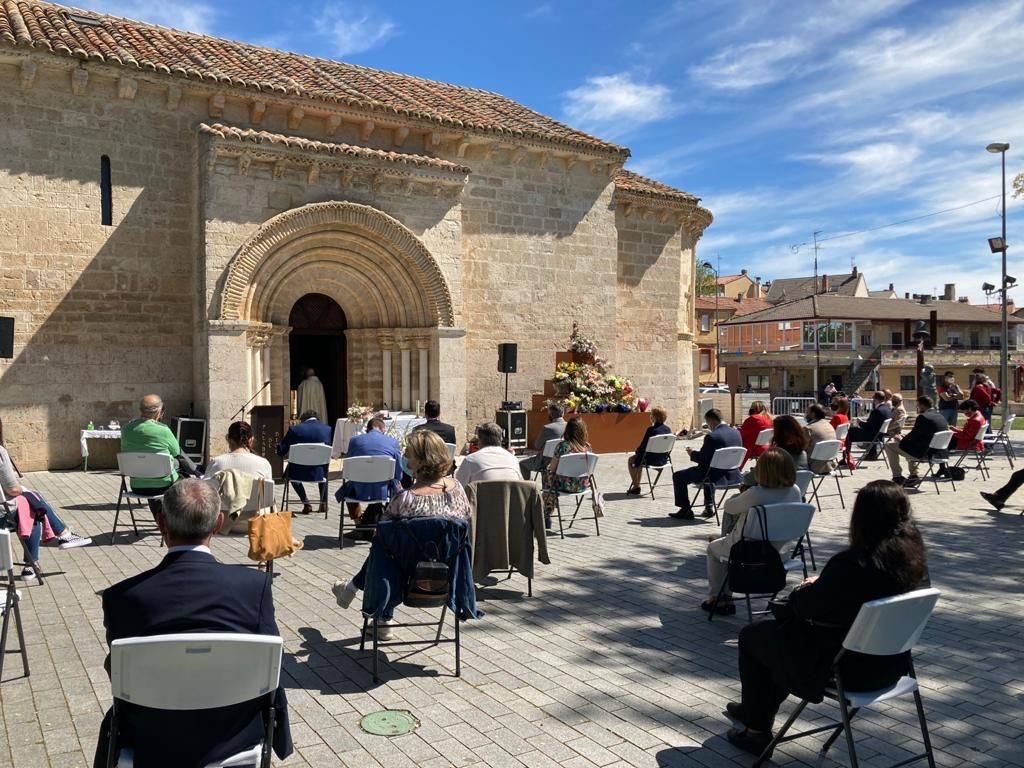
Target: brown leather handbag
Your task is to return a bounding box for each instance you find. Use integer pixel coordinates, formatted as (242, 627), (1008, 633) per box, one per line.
(247, 510), (295, 562)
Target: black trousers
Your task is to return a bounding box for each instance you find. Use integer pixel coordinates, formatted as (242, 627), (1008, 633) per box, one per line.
(737, 620), (792, 733)
(995, 468), (1024, 501)
(290, 481), (328, 504)
(672, 466), (713, 512)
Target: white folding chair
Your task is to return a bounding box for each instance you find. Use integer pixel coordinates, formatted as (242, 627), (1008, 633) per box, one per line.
(639, 433), (676, 499)
(746, 428), (774, 469)
(918, 431), (955, 494)
(710, 502), (816, 623)
(808, 439), (845, 511)
(106, 633), (283, 768)
(206, 477), (276, 535)
(950, 421), (991, 481)
(0, 529), (29, 681)
(444, 442), (458, 462)
(852, 418), (892, 470)
(551, 452), (600, 539)
(689, 446), (747, 525)
(281, 443), (333, 514)
(834, 422), (850, 443)
(794, 470), (814, 499)
(115, 452), (175, 540)
(0, 486), (45, 585)
(982, 424), (1016, 467)
(753, 588), (940, 768)
(338, 456), (397, 548)
(533, 438), (562, 487)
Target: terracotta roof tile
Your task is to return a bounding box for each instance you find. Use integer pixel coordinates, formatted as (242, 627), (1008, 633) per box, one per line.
(2, 1), (627, 156)
(613, 169), (699, 203)
(722, 295), (1023, 325)
(199, 122), (471, 173)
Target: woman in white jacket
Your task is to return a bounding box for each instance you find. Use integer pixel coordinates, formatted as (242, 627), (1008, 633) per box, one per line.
(702, 449), (801, 616)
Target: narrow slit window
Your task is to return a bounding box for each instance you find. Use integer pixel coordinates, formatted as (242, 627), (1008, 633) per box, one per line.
(100, 155), (112, 226)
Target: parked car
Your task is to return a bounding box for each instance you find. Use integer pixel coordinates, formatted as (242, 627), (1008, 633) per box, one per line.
(698, 384), (730, 394)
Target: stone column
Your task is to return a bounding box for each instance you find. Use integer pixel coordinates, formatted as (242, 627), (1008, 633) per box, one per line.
(378, 330), (395, 410)
(433, 327), (467, 442)
(204, 320), (258, 458)
(401, 347), (412, 411)
(382, 349), (392, 409)
(419, 347), (429, 404)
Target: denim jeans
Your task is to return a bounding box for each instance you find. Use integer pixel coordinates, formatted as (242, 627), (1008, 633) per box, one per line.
(290, 481), (328, 504)
(20, 490), (67, 562)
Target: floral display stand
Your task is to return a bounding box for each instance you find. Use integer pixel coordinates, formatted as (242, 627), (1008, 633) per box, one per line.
(525, 410), (650, 454)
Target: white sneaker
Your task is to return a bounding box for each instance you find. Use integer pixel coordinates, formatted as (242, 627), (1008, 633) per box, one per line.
(21, 567), (37, 584)
(331, 579), (358, 609)
(363, 620), (394, 641)
(58, 533), (92, 550)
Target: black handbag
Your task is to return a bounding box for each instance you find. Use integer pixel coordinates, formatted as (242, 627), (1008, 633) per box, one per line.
(398, 521), (451, 608)
(727, 505), (787, 595)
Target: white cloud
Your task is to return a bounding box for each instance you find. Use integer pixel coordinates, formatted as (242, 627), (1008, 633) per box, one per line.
(84, 0), (215, 32)
(689, 38), (806, 90)
(315, 3), (396, 56)
(563, 73), (675, 133)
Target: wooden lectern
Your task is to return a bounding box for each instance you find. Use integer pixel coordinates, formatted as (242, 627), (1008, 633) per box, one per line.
(250, 405), (285, 480)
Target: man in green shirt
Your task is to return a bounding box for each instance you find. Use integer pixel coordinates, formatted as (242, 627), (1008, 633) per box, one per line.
(120, 394), (198, 513)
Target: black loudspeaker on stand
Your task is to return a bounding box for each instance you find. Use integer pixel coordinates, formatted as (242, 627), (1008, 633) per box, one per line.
(0, 316), (13, 359)
(498, 343), (517, 373)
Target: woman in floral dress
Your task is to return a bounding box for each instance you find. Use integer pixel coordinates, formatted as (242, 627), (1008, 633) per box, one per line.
(542, 416), (593, 525)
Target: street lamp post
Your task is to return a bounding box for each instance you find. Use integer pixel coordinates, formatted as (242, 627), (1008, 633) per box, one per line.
(987, 142), (1011, 427)
(702, 260), (721, 384)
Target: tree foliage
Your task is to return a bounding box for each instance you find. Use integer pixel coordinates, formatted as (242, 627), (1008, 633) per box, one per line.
(696, 260), (718, 296)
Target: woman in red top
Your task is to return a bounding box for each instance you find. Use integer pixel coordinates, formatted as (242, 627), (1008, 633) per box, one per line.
(738, 400), (773, 466)
(970, 376), (994, 427)
(830, 397), (850, 431)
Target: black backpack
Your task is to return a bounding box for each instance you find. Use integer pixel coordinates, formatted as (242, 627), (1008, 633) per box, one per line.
(727, 505), (787, 595)
(398, 522), (450, 608)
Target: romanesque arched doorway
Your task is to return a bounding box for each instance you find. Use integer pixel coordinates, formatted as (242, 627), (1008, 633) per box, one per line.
(288, 293), (347, 424)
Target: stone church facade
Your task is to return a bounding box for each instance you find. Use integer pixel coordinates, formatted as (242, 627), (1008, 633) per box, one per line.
(0, 1), (712, 470)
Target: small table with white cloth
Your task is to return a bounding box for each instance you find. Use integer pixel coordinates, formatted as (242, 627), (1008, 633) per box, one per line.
(80, 429), (121, 471)
(331, 414), (426, 458)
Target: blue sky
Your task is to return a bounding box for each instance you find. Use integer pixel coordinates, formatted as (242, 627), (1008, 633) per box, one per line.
(87, 0), (1024, 301)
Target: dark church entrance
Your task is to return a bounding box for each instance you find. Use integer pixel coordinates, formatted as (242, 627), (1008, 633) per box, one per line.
(289, 293), (347, 425)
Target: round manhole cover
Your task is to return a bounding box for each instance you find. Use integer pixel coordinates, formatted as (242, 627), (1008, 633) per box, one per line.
(360, 710), (419, 737)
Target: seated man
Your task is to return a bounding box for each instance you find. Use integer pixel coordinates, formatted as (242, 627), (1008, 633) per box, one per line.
(455, 422), (522, 486)
(276, 409), (332, 515)
(519, 404), (567, 480)
(843, 390), (891, 466)
(93, 479), (291, 768)
(336, 417), (403, 525)
(951, 399), (986, 451)
(2, 444), (91, 583)
(883, 396), (948, 487)
(671, 409), (742, 520)
(413, 400), (457, 476)
(120, 394), (198, 515)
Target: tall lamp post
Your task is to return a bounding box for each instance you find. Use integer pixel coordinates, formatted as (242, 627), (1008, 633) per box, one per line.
(702, 260), (722, 384)
(987, 141), (1011, 428)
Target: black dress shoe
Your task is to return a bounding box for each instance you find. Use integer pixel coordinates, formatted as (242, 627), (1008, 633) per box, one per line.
(724, 702), (751, 727)
(626, 486), (642, 496)
(726, 727), (774, 758)
(670, 509), (694, 520)
(698, 507), (717, 518)
(981, 491), (1006, 510)
(701, 599), (736, 616)
(903, 475), (922, 488)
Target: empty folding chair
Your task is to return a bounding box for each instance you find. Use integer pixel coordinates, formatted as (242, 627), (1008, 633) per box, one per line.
(753, 588), (941, 768)
(106, 633), (283, 768)
(639, 433), (676, 499)
(710, 502), (816, 623)
(338, 456), (397, 548)
(280, 443), (333, 514)
(550, 452), (601, 539)
(982, 424), (1016, 467)
(689, 446), (747, 525)
(918, 431), (955, 494)
(114, 452), (175, 540)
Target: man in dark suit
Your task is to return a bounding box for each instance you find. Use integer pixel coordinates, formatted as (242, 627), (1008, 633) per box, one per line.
(520, 404), (567, 480)
(413, 400), (457, 477)
(671, 409), (742, 520)
(94, 480), (291, 768)
(884, 395), (949, 487)
(276, 409), (333, 514)
(844, 391), (892, 465)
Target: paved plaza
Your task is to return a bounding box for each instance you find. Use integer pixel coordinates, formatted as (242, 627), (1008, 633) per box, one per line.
(2, 437), (1023, 768)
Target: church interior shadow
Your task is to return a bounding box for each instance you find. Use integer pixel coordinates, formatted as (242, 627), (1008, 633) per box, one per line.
(284, 626), (442, 694)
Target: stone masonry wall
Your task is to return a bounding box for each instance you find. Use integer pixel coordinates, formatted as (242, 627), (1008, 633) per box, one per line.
(0, 64), (195, 470)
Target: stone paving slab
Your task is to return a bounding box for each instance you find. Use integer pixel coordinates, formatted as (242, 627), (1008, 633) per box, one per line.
(1, 437), (1022, 767)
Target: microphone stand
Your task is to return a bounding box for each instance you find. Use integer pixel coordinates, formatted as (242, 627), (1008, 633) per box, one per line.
(231, 380), (271, 421)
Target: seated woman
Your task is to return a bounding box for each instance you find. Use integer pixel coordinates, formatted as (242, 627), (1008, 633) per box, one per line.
(331, 430), (471, 623)
(542, 416), (592, 529)
(738, 400), (773, 468)
(741, 414), (808, 487)
(704, 449), (802, 615)
(205, 421), (273, 534)
(1, 445), (91, 583)
(626, 406), (672, 494)
(830, 397), (850, 432)
(724, 480), (928, 757)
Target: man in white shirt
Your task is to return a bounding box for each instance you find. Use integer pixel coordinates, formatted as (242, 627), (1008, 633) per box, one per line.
(456, 422), (522, 486)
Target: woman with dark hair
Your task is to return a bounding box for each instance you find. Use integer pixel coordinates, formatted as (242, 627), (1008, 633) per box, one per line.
(205, 421), (272, 479)
(543, 417), (592, 524)
(741, 414), (807, 486)
(724, 480), (929, 757)
(738, 400), (773, 467)
(830, 397), (850, 431)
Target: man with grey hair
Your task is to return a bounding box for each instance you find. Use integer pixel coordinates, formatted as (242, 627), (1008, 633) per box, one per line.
(94, 478), (292, 767)
(119, 393), (198, 514)
(456, 422), (522, 486)
(519, 403), (567, 480)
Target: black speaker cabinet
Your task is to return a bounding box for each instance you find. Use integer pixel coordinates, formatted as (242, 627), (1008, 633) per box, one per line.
(172, 417), (207, 466)
(498, 342), (518, 373)
(496, 409), (527, 450)
(0, 316), (12, 359)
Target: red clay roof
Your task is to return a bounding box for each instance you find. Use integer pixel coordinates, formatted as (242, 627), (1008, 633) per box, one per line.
(614, 169), (699, 203)
(694, 296), (771, 315)
(1, 1), (626, 156)
(199, 123), (471, 173)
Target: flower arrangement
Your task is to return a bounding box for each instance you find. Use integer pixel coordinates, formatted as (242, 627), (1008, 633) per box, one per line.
(346, 402), (374, 423)
(549, 361), (637, 414)
(569, 322), (598, 358)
